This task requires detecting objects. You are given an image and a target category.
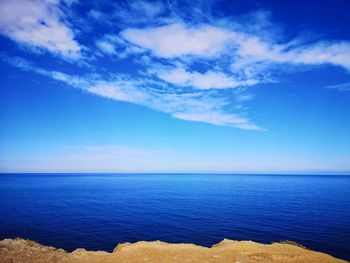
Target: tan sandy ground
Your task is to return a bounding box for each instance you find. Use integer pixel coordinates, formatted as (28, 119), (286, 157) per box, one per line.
(0, 238), (348, 263)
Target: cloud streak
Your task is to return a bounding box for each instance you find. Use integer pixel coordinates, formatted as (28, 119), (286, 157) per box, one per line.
(327, 82), (350, 92)
(154, 66), (258, 89)
(1, 54), (262, 130)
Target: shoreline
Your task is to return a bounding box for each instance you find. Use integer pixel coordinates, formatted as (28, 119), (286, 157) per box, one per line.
(0, 238), (348, 263)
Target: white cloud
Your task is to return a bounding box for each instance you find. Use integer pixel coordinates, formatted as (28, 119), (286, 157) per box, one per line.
(97, 20), (349, 105)
(118, 21), (350, 81)
(88, 80), (150, 104)
(87, 9), (104, 20)
(173, 111), (263, 131)
(87, 79), (262, 130)
(4, 3), (350, 132)
(230, 33), (350, 76)
(291, 42), (350, 69)
(121, 23), (232, 58)
(155, 66), (258, 90)
(326, 82), (350, 92)
(96, 34), (145, 58)
(157, 67), (236, 89)
(0, 0), (81, 59)
(1, 53), (262, 130)
(96, 40), (117, 55)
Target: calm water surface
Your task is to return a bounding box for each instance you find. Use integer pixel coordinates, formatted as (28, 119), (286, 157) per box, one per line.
(0, 173), (349, 260)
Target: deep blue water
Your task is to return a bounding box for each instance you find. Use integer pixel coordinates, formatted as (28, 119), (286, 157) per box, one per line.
(0, 173), (350, 260)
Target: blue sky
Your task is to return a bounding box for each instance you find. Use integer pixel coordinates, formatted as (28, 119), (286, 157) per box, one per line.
(0, 0), (350, 173)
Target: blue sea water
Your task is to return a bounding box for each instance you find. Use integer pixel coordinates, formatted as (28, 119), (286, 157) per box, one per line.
(0, 173), (349, 261)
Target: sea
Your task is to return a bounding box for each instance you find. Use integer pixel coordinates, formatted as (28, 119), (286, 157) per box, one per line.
(0, 173), (349, 261)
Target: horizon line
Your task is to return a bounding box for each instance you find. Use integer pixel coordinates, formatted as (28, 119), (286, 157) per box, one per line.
(1, 172), (349, 176)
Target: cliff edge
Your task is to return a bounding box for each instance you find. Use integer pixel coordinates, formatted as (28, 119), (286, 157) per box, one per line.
(0, 238), (347, 263)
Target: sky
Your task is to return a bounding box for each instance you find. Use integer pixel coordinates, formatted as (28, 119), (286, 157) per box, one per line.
(0, 0), (350, 173)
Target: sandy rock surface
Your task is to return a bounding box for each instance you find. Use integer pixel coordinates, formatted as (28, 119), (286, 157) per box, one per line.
(0, 238), (347, 263)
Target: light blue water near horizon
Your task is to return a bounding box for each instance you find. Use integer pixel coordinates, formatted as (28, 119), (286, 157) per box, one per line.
(0, 173), (350, 260)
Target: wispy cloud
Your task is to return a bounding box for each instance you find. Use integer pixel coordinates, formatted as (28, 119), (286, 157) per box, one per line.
(83, 78), (263, 130)
(2, 1), (350, 131)
(1, 54), (262, 130)
(2, 144), (176, 173)
(114, 0), (168, 25)
(87, 9), (105, 21)
(95, 34), (144, 58)
(153, 66), (258, 90)
(3, 143), (348, 173)
(0, 0), (81, 59)
(326, 82), (350, 92)
(118, 21), (350, 74)
(99, 18), (350, 96)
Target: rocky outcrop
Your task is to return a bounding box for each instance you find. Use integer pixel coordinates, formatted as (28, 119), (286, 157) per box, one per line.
(0, 238), (347, 263)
